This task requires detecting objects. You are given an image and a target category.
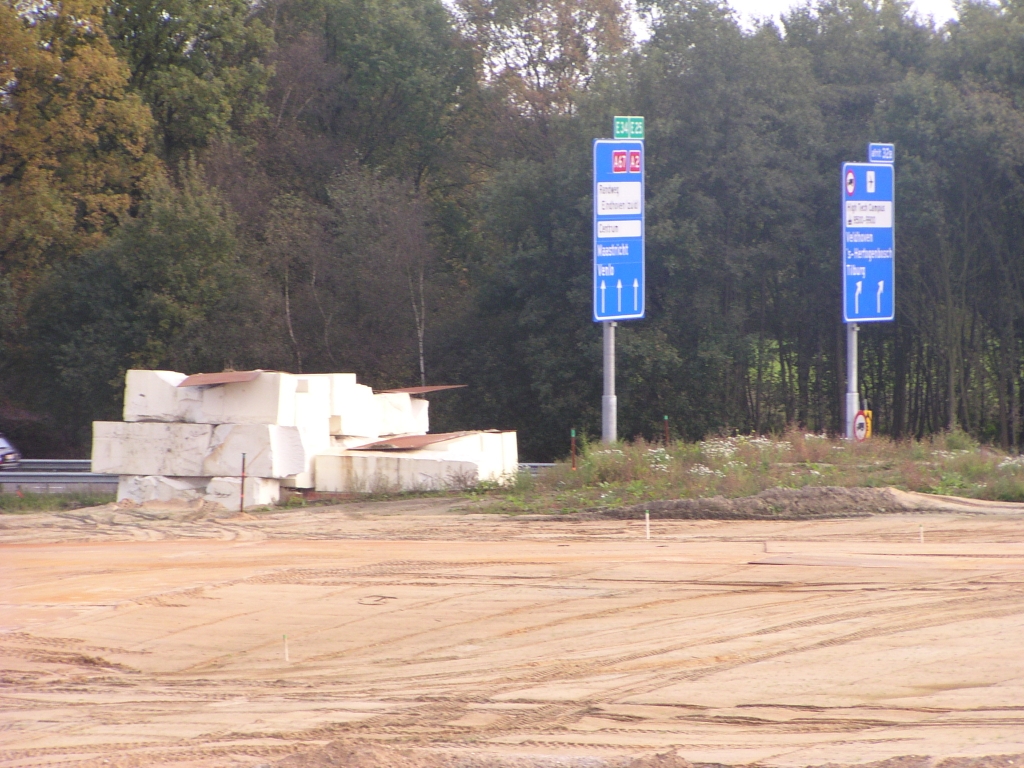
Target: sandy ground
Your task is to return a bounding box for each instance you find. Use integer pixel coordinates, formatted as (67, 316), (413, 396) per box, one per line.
(3, 491), (1024, 768)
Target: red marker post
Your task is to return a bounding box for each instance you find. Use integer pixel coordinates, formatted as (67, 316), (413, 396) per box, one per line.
(240, 452), (246, 514)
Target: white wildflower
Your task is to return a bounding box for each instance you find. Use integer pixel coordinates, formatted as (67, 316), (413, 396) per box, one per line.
(701, 438), (738, 459)
(932, 450), (969, 460)
(646, 447), (672, 472)
(689, 464), (725, 478)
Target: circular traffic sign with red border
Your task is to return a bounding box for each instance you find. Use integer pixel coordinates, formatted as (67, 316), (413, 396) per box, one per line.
(854, 410), (868, 441)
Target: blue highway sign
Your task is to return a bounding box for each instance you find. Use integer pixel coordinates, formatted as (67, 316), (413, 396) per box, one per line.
(842, 162), (894, 323)
(868, 143), (895, 163)
(593, 139), (644, 321)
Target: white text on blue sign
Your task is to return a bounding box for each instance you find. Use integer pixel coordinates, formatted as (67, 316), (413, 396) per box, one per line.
(593, 139), (645, 322)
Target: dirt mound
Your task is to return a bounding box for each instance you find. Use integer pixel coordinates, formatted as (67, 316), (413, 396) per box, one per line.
(275, 744), (1024, 768)
(591, 485), (1024, 520)
(816, 755), (1024, 768)
(626, 753), (694, 768)
(274, 741), (629, 767)
(593, 486), (905, 520)
(274, 742), (697, 768)
(275, 742), (447, 768)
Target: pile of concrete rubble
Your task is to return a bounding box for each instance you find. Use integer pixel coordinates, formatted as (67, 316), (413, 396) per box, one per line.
(91, 370), (517, 508)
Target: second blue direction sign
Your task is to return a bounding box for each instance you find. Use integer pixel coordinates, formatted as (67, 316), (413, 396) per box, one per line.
(842, 162), (894, 323)
(594, 139), (644, 322)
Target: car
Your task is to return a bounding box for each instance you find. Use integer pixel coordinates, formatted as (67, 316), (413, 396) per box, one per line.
(0, 432), (22, 470)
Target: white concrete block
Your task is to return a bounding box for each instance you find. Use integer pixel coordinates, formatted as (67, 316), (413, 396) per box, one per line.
(410, 397), (429, 434)
(123, 370), (187, 422)
(328, 384), (380, 437)
(117, 475), (207, 504)
(93, 422), (213, 476)
(124, 369), (381, 429)
(500, 430), (519, 479)
(124, 369), (303, 425)
(314, 452), (480, 493)
(175, 385), (205, 423)
(412, 430), (518, 483)
(375, 392), (422, 436)
(200, 371), (297, 426)
(307, 373), (358, 413)
(203, 424), (306, 478)
(482, 430), (519, 482)
(284, 471), (314, 489)
(295, 376), (333, 428)
(283, 436), (375, 485)
(330, 435), (379, 449)
(93, 422), (305, 478)
(288, 376), (333, 487)
(205, 476), (280, 508)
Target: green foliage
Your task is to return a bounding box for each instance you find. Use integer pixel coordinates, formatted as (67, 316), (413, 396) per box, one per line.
(0, 0), (158, 324)
(0, 492), (116, 512)
(23, 162), (243, 439)
(104, 0), (274, 157)
(479, 431), (1024, 514)
(456, 0), (631, 118)
(321, 0), (475, 175)
(988, 474), (1024, 502)
(12, 0), (1024, 464)
(943, 429), (980, 452)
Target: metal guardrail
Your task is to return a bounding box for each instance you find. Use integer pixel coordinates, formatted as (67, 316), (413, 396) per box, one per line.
(17, 459), (93, 472)
(0, 470), (118, 494)
(2, 461), (552, 493)
(519, 463), (555, 476)
(0, 471), (117, 483)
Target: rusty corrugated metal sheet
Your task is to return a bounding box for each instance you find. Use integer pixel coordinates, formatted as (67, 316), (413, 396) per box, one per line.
(350, 431), (477, 451)
(178, 370), (265, 387)
(377, 384), (467, 395)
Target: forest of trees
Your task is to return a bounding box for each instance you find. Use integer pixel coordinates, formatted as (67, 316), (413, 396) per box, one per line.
(4, 0), (1024, 460)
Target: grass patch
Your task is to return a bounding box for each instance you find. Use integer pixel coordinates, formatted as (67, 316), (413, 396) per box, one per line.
(8, 430), (1024, 516)
(0, 491), (116, 513)
(484, 428), (1024, 514)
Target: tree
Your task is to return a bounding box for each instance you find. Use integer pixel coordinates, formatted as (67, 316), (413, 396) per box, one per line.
(0, 0), (158, 329)
(455, 0), (631, 120)
(941, 0), (1024, 104)
(23, 163), (245, 441)
(874, 73), (1024, 437)
(623, 0), (830, 434)
(104, 0), (275, 158)
(315, 0), (476, 180)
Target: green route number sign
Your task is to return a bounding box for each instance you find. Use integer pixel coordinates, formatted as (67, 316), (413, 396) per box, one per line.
(614, 116), (644, 140)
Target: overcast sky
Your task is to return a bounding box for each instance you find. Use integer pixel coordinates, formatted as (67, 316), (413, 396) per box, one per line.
(728, 0), (958, 27)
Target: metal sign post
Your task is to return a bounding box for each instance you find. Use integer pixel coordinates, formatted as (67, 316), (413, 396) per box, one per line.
(595, 125), (645, 443)
(602, 321), (616, 443)
(846, 323), (859, 439)
(842, 146), (895, 438)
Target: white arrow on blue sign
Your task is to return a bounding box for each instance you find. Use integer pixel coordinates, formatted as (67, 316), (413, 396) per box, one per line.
(593, 139), (644, 321)
(842, 162), (894, 323)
